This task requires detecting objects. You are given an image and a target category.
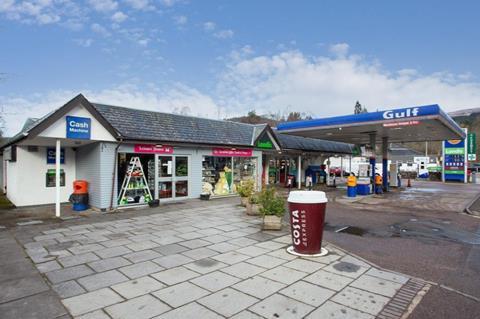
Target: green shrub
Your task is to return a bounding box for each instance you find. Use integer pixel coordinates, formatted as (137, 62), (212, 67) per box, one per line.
(237, 179), (255, 198)
(258, 187), (286, 217)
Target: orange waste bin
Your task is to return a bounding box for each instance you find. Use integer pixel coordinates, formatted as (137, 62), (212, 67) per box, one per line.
(73, 180), (88, 194)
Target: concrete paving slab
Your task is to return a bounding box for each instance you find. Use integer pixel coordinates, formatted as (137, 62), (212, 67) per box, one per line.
(207, 242), (241, 253)
(111, 276), (165, 299)
(245, 254), (286, 268)
(249, 293), (314, 319)
(305, 300), (375, 319)
(350, 274), (403, 297)
(58, 252), (99, 267)
(235, 245), (270, 257)
(88, 256), (131, 273)
(230, 310), (264, 319)
(183, 258), (228, 274)
(36, 260), (62, 273)
(181, 247), (218, 260)
(119, 260), (164, 279)
(331, 286), (390, 316)
(77, 270), (129, 291)
(366, 267), (410, 284)
(153, 281), (210, 307)
(233, 276), (286, 299)
(304, 269), (355, 291)
(198, 288), (258, 317)
(105, 294), (170, 319)
(156, 302), (223, 319)
(279, 280), (335, 307)
(123, 249), (162, 263)
(283, 258), (326, 273)
(260, 265), (308, 285)
(62, 288), (123, 316)
(190, 270), (241, 292)
(220, 262), (267, 279)
(211, 251), (251, 265)
(322, 260), (369, 279)
(178, 239), (211, 249)
(94, 246), (132, 259)
(153, 243), (189, 255)
(76, 309), (111, 319)
(52, 280), (86, 298)
(151, 266), (200, 285)
(153, 253), (194, 268)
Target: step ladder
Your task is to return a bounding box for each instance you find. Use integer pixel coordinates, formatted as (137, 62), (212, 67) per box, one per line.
(118, 157), (153, 206)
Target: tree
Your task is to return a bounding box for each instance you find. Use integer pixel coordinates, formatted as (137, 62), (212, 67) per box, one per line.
(354, 101), (362, 114)
(354, 101), (368, 114)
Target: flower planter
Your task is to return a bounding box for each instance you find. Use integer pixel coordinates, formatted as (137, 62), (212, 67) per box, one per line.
(262, 215), (283, 230)
(246, 202), (260, 216)
(240, 196), (249, 207)
(200, 193), (211, 200)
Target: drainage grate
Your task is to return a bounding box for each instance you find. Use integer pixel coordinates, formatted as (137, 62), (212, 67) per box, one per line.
(376, 278), (430, 319)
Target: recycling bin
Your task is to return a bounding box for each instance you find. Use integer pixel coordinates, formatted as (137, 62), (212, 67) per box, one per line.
(287, 191), (328, 255)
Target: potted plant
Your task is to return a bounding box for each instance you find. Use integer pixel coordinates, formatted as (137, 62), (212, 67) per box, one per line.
(258, 187), (286, 230)
(246, 192), (260, 216)
(237, 179), (255, 207)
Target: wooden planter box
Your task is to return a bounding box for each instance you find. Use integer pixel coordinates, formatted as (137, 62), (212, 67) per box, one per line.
(240, 197), (249, 207)
(262, 215), (283, 230)
(246, 202), (260, 216)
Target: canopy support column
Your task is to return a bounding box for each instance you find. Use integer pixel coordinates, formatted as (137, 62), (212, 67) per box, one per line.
(382, 137), (389, 192)
(297, 155), (302, 189)
(55, 139), (61, 218)
(369, 133), (376, 194)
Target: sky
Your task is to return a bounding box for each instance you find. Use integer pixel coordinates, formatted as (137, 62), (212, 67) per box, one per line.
(1, 0), (480, 135)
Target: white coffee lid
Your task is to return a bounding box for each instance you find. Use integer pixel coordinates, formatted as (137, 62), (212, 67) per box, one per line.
(288, 191), (328, 204)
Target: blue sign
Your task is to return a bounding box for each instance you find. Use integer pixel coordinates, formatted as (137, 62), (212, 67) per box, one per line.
(47, 148), (65, 164)
(66, 116), (91, 140)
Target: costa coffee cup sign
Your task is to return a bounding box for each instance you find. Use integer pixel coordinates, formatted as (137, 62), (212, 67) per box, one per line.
(288, 191), (328, 255)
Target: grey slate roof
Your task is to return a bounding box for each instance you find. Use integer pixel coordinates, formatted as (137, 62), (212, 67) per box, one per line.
(93, 103), (256, 146)
(274, 131), (353, 154)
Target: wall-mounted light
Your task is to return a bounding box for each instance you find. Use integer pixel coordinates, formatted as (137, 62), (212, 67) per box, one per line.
(155, 144), (163, 148)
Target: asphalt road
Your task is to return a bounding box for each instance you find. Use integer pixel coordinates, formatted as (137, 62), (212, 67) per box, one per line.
(321, 182), (480, 319)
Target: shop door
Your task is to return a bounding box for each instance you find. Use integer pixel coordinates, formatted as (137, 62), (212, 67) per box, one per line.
(157, 155), (190, 200)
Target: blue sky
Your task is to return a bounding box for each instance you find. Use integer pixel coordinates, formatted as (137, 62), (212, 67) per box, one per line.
(1, 1), (480, 135)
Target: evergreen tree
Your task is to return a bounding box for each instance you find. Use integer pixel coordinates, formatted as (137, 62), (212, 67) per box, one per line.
(354, 101), (362, 114)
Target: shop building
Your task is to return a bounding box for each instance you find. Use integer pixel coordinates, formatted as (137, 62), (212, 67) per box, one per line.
(0, 94), (352, 211)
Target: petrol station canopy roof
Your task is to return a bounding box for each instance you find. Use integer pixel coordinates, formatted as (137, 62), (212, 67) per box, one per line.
(276, 104), (466, 144)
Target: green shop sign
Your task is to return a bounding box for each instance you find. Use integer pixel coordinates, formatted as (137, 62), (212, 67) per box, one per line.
(468, 133), (477, 161)
(256, 140), (273, 149)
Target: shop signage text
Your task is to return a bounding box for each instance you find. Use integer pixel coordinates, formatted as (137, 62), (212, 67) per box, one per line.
(468, 133), (477, 161)
(134, 144), (173, 154)
(291, 210), (308, 247)
(256, 141), (273, 149)
(47, 148), (65, 164)
(212, 148), (253, 157)
(383, 120), (420, 127)
(66, 116), (91, 140)
(383, 107), (419, 120)
(443, 139), (466, 181)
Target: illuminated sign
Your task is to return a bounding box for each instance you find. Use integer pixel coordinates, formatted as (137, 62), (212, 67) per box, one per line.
(383, 107), (419, 120)
(383, 120), (420, 127)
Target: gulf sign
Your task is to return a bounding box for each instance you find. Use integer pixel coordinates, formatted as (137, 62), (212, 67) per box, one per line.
(134, 144), (173, 154)
(382, 107), (420, 120)
(212, 148), (253, 157)
(66, 116), (91, 140)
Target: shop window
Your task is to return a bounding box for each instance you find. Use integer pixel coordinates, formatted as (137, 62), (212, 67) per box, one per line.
(175, 156), (188, 177)
(159, 156), (173, 178)
(175, 181), (188, 197)
(159, 181), (173, 199)
(46, 169), (65, 187)
(234, 157), (257, 190)
(202, 156), (233, 196)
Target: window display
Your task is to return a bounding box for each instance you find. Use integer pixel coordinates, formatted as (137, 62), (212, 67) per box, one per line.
(117, 153), (154, 206)
(202, 156), (257, 196)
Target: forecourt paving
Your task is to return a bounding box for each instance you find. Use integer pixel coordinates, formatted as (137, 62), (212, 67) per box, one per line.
(17, 201), (428, 319)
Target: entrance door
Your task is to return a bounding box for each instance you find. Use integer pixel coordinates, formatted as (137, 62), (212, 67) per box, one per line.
(157, 155), (190, 200)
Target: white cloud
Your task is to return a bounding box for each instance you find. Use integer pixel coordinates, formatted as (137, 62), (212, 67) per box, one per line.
(203, 21), (216, 31)
(88, 0), (118, 12)
(1, 84), (223, 136)
(173, 15), (187, 25)
(216, 49), (480, 117)
(214, 29), (234, 39)
(329, 43), (349, 57)
(160, 0), (179, 7)
(111, 11), (127, 23)
(73, 38), (93, 47)
(91, 23), (111, 37)
(5, 47), (480, 136)
(124, 0), (153, 10)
